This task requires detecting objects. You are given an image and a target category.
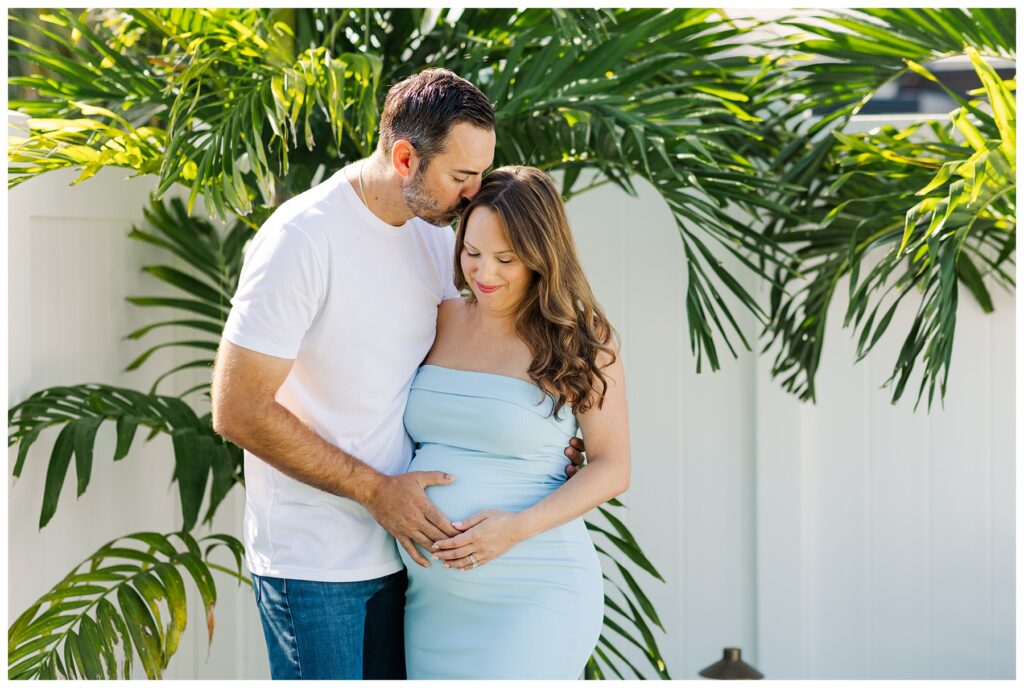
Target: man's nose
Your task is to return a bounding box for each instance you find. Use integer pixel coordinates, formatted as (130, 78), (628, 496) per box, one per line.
(462, 177), (482, 200)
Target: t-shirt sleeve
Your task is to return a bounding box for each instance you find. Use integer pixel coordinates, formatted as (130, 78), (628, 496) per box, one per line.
(222, 224), (326, 359)
(441, 227), (460, 301)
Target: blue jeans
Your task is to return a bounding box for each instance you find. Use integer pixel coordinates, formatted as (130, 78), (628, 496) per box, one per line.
(251, 569), (407, 680)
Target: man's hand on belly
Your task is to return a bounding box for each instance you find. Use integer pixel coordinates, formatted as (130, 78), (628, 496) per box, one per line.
(363, 471), (463, 567)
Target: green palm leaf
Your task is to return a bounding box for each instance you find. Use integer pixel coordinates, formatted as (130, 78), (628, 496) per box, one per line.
(8, 384), (242, 530)
(7, 531), (246, 680)
(585, 500), (671, 679)
(125, 196), (251, 396)
(449, 8), (796, 373)
(7, 9), (169, 187)
(752, 8), (1014, 407)
(140, 9), (382, 216)
(8, 9), (383, 219)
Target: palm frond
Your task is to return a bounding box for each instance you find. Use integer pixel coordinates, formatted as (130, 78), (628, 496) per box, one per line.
(134, 7), (382, 216)
(759, 15), (1015, 407)
(460, 8), (798, 373)
(124, 195), (252, 396)
(8, 384), (242, 531)
(585, 500), (671, 679)
(8, 9), (383, 219)
(7, 105), (167, 187)
(7, 10), (170, 187)
(7, 531), (246, 679)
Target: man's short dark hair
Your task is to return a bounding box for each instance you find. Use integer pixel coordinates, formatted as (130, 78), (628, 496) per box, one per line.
(378, 68), (495, 167)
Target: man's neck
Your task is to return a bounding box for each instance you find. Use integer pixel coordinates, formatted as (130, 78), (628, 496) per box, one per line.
(350, 154), (414, 227)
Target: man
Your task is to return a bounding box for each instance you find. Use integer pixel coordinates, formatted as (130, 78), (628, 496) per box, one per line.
(211, 69), (584, 680)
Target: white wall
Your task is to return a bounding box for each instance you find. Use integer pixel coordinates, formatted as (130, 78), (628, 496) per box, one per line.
(7, 159), (1015, 679)
(753, 263), (1016, 680)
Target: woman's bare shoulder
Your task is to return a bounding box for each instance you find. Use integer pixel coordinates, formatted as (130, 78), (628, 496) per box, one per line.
(427, 297), (469, 363)
(437, 296), (469, 329)
(439, 295), (467, 315)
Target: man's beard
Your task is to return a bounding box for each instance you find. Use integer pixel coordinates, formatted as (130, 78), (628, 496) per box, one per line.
(402, 166), (468, 227)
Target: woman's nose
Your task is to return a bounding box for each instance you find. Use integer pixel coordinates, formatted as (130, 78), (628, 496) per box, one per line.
(480, 259), (499, 280)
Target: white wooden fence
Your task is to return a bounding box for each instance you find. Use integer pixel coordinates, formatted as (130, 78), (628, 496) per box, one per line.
(7, 133), (1015, 679)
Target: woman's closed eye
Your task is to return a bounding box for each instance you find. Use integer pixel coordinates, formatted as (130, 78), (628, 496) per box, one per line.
(466, 251), (513, 264)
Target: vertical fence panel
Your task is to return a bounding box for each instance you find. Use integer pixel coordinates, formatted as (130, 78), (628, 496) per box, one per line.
(754, 264), (1015, 678)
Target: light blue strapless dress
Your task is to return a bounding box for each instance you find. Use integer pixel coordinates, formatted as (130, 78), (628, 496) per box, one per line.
(399, 364), (603, 680)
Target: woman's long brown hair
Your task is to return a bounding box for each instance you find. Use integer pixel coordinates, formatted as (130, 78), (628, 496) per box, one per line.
(454, 166), (619, 419)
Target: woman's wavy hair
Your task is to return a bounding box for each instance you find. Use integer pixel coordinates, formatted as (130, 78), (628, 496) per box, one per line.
(453, 166), (619, 419)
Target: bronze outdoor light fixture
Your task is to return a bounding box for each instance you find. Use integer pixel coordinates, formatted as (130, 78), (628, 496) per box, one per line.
(699, 647), (764, 679)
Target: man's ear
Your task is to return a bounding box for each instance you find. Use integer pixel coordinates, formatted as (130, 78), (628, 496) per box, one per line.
(392, 139), (417, 179)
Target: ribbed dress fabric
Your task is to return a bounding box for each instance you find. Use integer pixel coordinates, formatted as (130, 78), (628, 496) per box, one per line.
(399, 364), (603, 679)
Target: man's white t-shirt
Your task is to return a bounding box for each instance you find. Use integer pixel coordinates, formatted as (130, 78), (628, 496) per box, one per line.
(222, 167), (459, 582)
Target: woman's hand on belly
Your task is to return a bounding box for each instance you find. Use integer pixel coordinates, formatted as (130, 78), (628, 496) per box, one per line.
(430, 509), (526, 571)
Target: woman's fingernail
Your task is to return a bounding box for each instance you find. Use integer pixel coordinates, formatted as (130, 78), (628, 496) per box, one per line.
(452, 522), (462, 528)
(432, 543), (439, 549)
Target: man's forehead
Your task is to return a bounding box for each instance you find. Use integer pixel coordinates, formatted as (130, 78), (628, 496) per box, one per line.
(441, 123), (495, 172)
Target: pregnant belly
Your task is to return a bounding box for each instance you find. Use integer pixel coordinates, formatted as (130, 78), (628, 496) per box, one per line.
(409, 443), (570, 522)
(404, 443), (596, 570)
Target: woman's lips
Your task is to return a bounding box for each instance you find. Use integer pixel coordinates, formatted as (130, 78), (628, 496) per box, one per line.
(475, 281), (501, 294)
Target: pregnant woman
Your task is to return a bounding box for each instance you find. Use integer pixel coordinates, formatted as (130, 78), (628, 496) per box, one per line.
(399, 166), (631, 679)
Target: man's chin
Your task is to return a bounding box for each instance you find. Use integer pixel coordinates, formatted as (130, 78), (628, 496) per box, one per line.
(418, 212), (459, 227)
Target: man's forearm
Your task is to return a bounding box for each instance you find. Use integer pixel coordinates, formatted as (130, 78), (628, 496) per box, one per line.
(220, 399), (383, 506)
